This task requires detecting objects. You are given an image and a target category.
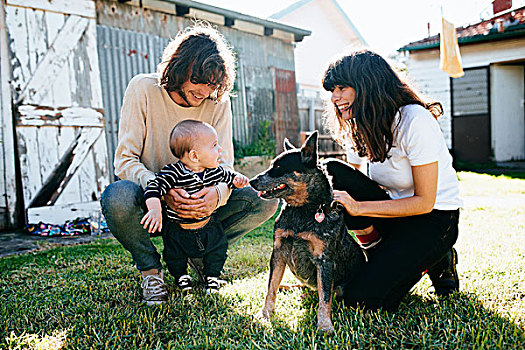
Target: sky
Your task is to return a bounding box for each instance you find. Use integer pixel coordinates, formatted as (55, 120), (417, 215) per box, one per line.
(199, 0), (525, 56)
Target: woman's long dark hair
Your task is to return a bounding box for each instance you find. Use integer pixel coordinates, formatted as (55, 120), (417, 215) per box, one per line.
(322, 50), (442, 162)
(157, 24), (235, 103)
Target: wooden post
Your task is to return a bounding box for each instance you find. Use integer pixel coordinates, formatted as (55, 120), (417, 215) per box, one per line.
(308, 97), (315, 131)
(0, 0), (19, 227)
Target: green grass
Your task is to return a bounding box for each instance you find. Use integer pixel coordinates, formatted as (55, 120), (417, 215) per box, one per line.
(1, 171), (524, 349)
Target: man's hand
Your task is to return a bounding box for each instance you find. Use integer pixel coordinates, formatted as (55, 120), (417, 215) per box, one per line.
(233, 174), (250, 188)
(165, 187), (219, 219)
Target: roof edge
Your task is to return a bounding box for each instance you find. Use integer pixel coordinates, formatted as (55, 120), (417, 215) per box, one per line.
(163, 0), (312, 40)
(330, 0), (367, 46)
(399, 28), (525, 52)
(268, 0), (367, 46)
(269, 0), (314, 20)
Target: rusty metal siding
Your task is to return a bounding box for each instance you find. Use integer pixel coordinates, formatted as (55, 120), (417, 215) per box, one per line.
(97, 25), (169, 179)
(274, 68), (300, 150)
(96, 0), (299, 161)
(96, 0), (181, 38)
(224, 29), (297, 147)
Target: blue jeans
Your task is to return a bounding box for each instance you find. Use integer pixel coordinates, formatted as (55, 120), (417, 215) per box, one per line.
(100, 180), (278, 271)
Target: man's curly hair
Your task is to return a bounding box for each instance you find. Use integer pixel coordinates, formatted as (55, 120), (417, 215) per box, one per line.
(157, 24), (236, 103)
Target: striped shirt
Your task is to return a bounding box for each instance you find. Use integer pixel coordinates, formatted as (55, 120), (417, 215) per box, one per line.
(144, 161), (238, 223)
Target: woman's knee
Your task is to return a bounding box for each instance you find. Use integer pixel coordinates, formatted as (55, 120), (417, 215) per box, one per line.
(101, 180), (144, 215)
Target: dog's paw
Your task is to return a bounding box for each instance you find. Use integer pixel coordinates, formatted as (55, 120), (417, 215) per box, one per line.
(255, 309), (272, 322)
(317, 319), (335, 334)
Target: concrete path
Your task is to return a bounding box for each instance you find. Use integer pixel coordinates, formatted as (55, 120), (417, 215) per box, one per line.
(0, 231), (112, 258)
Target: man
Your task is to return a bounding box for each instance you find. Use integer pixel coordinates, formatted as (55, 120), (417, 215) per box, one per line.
(100, 25), (278, 305)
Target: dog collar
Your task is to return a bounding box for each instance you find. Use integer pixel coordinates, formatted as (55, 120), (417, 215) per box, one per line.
(315, 202), (340, 223)
(314, 209), (325, 223)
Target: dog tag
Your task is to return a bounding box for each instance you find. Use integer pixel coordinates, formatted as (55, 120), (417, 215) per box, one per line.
(315, 212), (325, 223)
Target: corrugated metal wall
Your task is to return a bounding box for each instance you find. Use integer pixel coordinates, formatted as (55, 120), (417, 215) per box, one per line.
(97, 25), (168, 179)
(274, 68), (300, 150)
(225, 29), (297, 147)
(96, 0), (299, 176)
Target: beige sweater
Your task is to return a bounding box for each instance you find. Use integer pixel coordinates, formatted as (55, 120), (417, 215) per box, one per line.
(114, 73), (234, 206)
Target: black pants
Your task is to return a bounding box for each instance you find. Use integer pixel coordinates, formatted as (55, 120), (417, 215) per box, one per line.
(162, 215), (228, 279)
(325, 159), (460, 310)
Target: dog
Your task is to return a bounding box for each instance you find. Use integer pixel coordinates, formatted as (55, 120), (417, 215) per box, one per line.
(250, 131), (361, 333)
(250, 131), (389, 333)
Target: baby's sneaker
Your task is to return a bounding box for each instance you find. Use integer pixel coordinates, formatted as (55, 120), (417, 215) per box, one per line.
(204, 276), (224, 295)
(175, 274), (193, 293)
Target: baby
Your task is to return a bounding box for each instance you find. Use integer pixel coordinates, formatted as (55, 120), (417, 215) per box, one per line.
(141, 120), (249, 294)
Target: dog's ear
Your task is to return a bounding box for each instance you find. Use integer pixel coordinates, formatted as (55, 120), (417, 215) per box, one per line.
(283, 138), (295, 151)
(300, 131), (318, 167)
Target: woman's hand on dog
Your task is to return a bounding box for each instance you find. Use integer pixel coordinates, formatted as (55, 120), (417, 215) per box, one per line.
(333, 190), (361, 216)
(165, 187), (218, 219)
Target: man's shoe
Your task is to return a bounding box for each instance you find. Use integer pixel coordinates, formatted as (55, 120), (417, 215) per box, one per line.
(141, 271), (168, 305)
(428, 248), (459, 297)
(176, 274), (193, 293)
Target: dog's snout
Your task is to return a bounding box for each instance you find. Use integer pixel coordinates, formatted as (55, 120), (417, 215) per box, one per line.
(249, 176), (260, 189)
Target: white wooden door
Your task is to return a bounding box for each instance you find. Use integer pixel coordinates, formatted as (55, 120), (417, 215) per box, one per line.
(5, 0), (109, 224)
(491, 65), (525, 161)
(0, 0), (17, 228)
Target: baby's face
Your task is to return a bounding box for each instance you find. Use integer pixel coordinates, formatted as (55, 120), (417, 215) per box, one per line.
(194, 127), (222, 169)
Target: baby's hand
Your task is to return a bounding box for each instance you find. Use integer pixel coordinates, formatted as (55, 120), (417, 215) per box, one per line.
(140, 209), (162, 233)
(233, 174), (250, 188)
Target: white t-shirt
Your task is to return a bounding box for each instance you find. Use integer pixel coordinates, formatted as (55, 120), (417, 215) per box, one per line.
(346, 104), (463, 210)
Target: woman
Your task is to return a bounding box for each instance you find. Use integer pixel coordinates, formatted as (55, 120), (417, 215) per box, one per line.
(323, 50), (463, 310)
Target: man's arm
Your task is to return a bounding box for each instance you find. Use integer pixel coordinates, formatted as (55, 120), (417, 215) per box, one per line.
(211, 97), (234, 206)
(114, 75), (155, 188)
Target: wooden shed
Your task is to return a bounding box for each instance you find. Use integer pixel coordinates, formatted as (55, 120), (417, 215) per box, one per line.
(0, 0), (310, 229)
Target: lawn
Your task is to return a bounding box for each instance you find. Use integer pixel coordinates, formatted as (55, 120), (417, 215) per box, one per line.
(1, 171), (524, 349)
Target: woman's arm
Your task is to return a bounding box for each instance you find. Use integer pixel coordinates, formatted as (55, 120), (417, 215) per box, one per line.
(334, 161), (438, 217)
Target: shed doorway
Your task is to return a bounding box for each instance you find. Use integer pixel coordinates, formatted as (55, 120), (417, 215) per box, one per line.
(451, 67), (491, 163)
(490, 63), (525, 161)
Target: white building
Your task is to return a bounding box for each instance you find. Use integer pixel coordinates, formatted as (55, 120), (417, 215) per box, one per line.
(270, 0), (367, 97)
(400, 6), (525, 164)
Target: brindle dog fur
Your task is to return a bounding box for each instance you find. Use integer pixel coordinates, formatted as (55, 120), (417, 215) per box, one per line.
(250, 131), (385, 333)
